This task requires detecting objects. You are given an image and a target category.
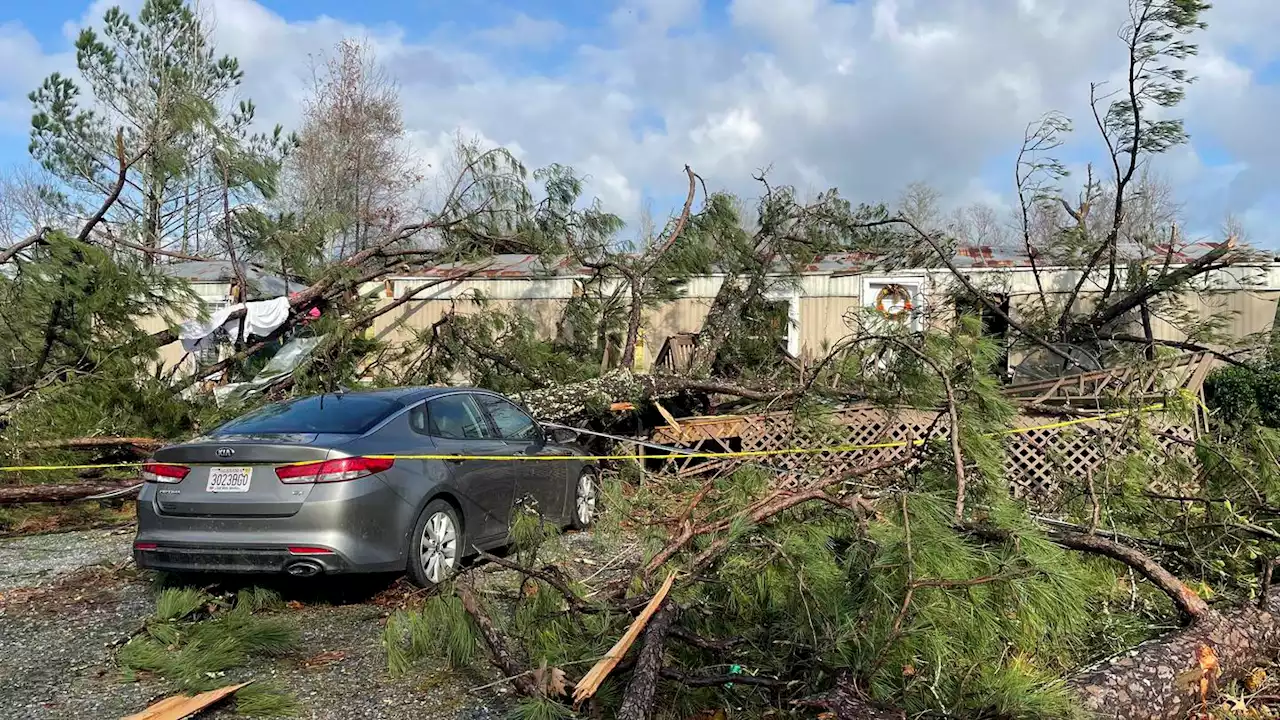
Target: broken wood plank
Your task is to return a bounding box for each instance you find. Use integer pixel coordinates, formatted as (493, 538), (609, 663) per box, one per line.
(652, 401), (682, 431)
(121, 681), (252, 720)
(572, 572), (676, 705)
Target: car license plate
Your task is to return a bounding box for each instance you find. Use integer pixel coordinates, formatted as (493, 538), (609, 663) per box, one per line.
(207, 467), (252, 493)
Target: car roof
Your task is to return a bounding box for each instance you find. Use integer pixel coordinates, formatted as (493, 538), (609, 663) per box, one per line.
(305, 386), (498, 406)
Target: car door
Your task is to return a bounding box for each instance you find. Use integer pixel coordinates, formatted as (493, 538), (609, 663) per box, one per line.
(475, 393), (573, 523)
(419, 393), (515, 544)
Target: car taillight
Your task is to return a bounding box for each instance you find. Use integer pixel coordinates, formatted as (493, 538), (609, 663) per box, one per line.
(287, 546), (334, 555)
(274, 456), (394, 484)
(141, 462), (190, 483)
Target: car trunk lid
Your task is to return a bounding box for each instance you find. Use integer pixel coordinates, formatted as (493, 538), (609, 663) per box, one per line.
(151, 434), (354, 517)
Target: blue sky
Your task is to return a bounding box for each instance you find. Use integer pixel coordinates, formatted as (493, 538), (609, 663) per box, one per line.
(2, 0), (1278, 246)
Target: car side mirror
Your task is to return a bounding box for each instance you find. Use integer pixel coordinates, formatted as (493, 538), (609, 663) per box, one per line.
(547, 426), (578, 444)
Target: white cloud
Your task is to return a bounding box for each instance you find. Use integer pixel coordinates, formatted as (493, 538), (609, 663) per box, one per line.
(473, 13), (566, 49)
(0, 23), (66, 133)
(1, 0), (1278, 245)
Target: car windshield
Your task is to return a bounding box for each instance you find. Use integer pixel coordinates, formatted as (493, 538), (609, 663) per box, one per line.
(213, 394), (402, 435)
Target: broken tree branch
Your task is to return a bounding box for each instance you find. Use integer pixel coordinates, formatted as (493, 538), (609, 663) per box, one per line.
(620, 165), (699, 370)
(854, 216), (1084, 369)
(77, 129), (130, 244)
(0, 229), (50, 266)
(1067, 588), (1280, 720)
(457, 579), (540, 697)
(616, 603), (678, 720)
(21, 436), (162, 453)
(573, 573), (676, 706)
(1049, 530), (1209, 621)
(1083, 238), (1237, 331)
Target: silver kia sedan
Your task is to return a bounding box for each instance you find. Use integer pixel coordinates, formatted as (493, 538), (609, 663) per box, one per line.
(133, 387), (598, 586)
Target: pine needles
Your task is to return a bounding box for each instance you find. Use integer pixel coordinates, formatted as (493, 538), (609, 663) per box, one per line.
(119, 586), (299, 715)
(384, 592), (480, 675)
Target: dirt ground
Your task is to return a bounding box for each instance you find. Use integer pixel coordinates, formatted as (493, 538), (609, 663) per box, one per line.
(0, 528), (514, 720)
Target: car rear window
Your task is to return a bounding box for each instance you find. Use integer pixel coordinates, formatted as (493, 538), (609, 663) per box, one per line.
(213, 395), (402, 435)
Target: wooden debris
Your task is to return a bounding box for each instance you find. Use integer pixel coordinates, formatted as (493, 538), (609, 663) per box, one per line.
(652, 400), (681, 430)
(572, 572), (676, 705)
(121, 681), (252, 720)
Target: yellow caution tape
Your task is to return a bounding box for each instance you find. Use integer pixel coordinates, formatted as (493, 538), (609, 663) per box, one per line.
(0, 461), (148, 472)
(0, 404), (1165, 472)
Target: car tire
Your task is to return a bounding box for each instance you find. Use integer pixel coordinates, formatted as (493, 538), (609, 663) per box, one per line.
(407, 499), (463, 588)
(570, 468), (599, 530)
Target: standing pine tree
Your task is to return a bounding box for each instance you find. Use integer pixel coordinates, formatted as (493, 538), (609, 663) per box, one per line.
(28, 0), (292, 261)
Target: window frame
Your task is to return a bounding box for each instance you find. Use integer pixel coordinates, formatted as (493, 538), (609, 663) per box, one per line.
(473, 392), (543, 443)
(415, 392), (498, 441)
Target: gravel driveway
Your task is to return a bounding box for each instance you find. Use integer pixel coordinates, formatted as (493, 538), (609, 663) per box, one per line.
(0, 527), (133, 590)
(0, 529), (505, 720)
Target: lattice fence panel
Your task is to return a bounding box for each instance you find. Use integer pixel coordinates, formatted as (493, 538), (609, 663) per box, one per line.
(653, 406), (1198, 499)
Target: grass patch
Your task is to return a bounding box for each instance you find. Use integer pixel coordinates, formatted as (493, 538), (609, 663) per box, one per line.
(119, 586), (300, 715)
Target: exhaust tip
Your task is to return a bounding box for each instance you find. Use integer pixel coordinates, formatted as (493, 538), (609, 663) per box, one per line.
(286, 559), (323, 577)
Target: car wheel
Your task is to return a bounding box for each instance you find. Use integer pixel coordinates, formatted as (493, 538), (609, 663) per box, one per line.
(407, 499), (462, 588)
(571, 469), (599, 530)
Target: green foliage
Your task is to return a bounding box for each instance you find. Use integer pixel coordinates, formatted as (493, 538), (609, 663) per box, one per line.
(1102, 0), (1210, 157)
(0, 232), (209, 477)
(119, 585), (298, 713)
(384, 592), (480, 674)
(154, 586), (209, 622)
(29, 0), (293, 250)
(395, 304), (602, 393)
(1205, 362), (1280, 428)
(233, 682), (301, 718)
(0, 232), (195, 396)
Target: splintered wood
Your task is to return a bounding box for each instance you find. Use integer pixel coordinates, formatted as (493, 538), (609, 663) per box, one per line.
(121, 682), (252, 720)
(572, 573), (676, 705)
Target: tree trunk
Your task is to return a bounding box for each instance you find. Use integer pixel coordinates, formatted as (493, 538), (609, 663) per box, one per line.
(0, 481), (138, 505)
(616, 603), (677, 720)
(1140, 300), (1156, 361)
(619, 273), (644, 371)
(1068, 589), (1280, 720)
(688, 263), (774, 378)
(143, 156), (162, 267)
(22, 437), (162, 453)
(512, 369), (795, 422)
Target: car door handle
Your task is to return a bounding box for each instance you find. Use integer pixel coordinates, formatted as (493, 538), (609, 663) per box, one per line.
(445, 455), (465, 464)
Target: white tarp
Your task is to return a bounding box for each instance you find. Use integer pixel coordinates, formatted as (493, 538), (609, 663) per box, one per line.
(179, 297), (291, 352)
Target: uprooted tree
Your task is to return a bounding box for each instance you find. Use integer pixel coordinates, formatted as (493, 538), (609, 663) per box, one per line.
(7, 0), (1280, 718)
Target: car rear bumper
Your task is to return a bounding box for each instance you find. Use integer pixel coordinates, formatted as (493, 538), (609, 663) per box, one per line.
(133, 543), (362, 575)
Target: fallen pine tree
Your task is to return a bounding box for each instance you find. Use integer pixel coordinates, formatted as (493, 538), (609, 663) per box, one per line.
(0, 479), (138, 505)
(377, 309), (1280, 720)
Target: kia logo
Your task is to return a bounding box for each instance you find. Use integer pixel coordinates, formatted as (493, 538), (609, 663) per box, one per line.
(216, 447), (235, 458)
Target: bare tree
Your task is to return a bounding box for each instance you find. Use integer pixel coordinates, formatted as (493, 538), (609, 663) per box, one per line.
(0, 165), (67, 243)
(284, 38), (421, 258)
